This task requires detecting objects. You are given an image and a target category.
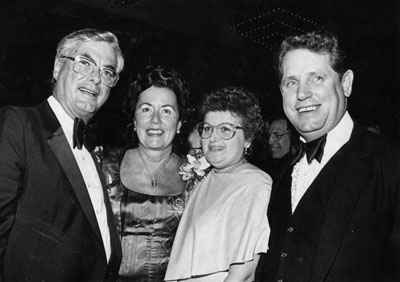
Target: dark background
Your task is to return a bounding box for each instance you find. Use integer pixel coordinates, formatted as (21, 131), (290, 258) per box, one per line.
(0, 0), (398, 146)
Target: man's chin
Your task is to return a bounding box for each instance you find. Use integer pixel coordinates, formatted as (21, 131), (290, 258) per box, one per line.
(75, 111), (94, 122)
(77, 101), (97, 113)
(300, 130), (326, 142)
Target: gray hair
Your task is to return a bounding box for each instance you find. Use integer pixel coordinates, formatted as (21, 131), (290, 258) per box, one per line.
(55, 28), (124, 73)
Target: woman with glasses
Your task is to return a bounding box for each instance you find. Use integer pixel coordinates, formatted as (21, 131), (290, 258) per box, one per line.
(102, 65), (189, 282)
(165, 86), (272, 282)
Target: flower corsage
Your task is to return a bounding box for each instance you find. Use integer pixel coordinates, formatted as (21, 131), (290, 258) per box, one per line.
(179, 153), (211, 193)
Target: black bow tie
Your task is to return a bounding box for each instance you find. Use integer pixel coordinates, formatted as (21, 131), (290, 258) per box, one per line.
(73, 118), (87, 150)
(294, 135), (327, 164)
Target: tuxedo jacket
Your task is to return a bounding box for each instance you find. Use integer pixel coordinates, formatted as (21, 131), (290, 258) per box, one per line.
(0, 102), (121, 282)
(256, 125), (400, 282)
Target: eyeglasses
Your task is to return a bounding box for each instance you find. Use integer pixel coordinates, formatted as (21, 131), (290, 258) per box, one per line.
(60, 55), (119, 87)
(198, 122), (244, 140)
(269, 131), (289, 140)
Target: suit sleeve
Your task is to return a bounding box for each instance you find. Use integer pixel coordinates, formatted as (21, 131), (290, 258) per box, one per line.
(0, 107), (26, 280)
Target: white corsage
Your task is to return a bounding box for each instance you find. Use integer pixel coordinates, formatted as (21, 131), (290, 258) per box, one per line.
(179, 153), (211, 191)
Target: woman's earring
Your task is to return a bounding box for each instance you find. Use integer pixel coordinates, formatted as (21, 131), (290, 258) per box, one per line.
(244, 146), (249, 155)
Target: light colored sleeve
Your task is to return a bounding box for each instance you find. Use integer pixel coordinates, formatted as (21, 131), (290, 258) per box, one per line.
(227, 173), (272, 264)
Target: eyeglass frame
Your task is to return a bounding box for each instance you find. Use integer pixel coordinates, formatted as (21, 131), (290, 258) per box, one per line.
(60, 55), (119, 87)
(197, 122), (244, 140)
(268, 131), (290, 140)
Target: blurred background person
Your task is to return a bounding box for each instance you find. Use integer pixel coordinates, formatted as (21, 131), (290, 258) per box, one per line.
(102, 65), (190, 282)
(187, 121), (203, 157)
(266, 115), (299, 180)
(165, 86), (272, 282)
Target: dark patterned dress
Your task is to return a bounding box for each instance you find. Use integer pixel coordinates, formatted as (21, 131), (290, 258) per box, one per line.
(103, 151), (185, 282)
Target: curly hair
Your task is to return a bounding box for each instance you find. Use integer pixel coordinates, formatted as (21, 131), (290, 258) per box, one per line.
(123, 65), (190, 123)
(200, 86), (264, 142)
(278, 31), (347, 79)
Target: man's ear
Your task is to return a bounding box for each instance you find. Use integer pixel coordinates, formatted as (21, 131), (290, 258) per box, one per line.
(341, 69), (354, 98)
(177, 121), (182, 134)
(244, 140), (252, 150)
(53, 58), (63, 81)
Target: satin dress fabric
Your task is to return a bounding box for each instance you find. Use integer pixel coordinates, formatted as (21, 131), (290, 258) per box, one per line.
(103, 150), (185, 282)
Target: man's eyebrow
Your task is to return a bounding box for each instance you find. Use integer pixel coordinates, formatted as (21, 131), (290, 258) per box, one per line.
(103, 64), (117, 71)
(79, 53), (96, 63)
(79, 52), (116, 71)
(282, 75), (298, 80)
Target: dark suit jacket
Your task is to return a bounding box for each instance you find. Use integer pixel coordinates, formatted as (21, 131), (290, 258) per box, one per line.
(0, 102), (121, 282)
(256, 125), (400, 282)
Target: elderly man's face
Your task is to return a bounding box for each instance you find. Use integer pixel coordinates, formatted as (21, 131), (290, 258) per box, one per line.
(268, 119), (291, 159)
(280, 49), (353, 142)
(53, 41), (118, 122)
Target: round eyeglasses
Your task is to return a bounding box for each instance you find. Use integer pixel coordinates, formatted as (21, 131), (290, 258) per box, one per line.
(60, 55), (119, 87)
(198, 122), (244, 140)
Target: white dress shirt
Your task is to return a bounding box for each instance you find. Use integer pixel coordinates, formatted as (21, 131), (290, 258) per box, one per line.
(48, 96), (111, 262)
(291, 111), (354, 213)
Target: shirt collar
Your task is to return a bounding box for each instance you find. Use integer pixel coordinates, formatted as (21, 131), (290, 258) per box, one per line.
(326, 111), (353, 146)
(322, 111), (354, 163)
(298, 111), (354, 163)
(47, 95), (74, 145)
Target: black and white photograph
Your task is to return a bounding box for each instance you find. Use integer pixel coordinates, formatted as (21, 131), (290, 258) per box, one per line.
(0, 0), (399, 281)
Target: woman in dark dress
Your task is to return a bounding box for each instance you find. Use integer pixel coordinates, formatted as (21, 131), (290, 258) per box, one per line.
(102, 65), (190, 282)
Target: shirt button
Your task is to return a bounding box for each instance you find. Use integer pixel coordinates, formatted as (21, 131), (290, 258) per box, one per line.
(287, 226), (294, 232)
(280, 252), (287, 258)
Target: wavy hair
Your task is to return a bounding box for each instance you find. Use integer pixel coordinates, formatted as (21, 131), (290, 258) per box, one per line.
(278, 31), (347, 79)
(200, 86), (264, 143)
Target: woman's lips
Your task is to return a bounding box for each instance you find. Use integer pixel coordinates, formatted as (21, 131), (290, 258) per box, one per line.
(146, 129), (164, 136)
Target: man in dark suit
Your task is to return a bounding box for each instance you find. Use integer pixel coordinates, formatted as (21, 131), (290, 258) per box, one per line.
(256, 31), (400, 281)
(0, 28), (124, 282)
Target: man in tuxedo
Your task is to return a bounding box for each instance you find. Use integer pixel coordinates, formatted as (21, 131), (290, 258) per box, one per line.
(256, 31), (400, 281)
(0, 28), (124, 282)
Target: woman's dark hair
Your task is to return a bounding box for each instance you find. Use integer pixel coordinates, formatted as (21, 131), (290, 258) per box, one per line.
(123, 65), (190, 122)
(122, 65), (190, 153)
(200, 86), (264, 144)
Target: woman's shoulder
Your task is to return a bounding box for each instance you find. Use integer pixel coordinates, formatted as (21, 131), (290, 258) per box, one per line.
(102, 147), (125, 166)
(166, 152), (184, 171)
(236, 162), (272, 185)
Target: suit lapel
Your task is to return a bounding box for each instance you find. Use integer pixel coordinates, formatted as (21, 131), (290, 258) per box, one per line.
(308, 125), (370, 281)
(38, 102), (102, 242)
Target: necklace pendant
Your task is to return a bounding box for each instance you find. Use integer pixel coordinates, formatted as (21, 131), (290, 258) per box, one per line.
(151, 178), (157, 188)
